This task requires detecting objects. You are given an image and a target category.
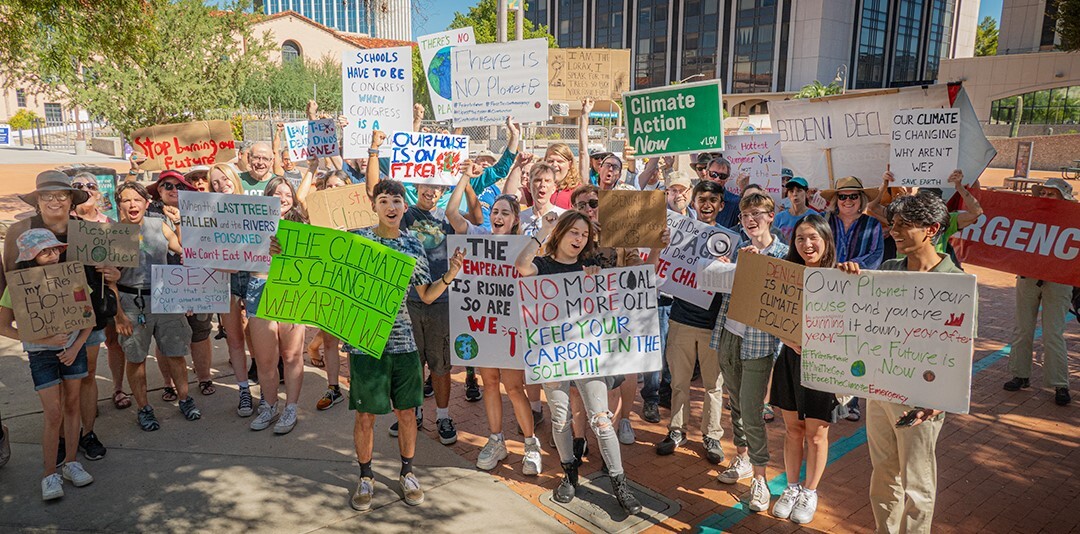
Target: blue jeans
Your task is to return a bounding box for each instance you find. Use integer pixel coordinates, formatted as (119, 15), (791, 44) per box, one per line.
(642, 304), (672, 404)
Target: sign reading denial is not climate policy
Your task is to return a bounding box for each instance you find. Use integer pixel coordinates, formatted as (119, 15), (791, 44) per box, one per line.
(390, 131), (469, 186)
(519, 265), (662, 385)
(259, 221), (417, 358)
(283, 119), (340, 162)
(623, 79), (724, 157)
(178, 191), (281, 272)
(7, 262), (96, 342)
(342, 46), (413, 159)
(67, 220), (140, 268)
(598, 190), (667, 249)
(418, 27), (475, 121)
(452, 38), (549, 127)
(130, 120), (237, 171)
(726, 253), (804, 346)
(889, 109), (960, 187)
(801, 268), (976, 413)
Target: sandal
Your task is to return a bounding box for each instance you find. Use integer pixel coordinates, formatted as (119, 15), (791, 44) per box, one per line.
(763, 405), (775, 423)
(310, 355), (325, 368)
(113, 390), (132, 410)
(199, 380), (216, 396)
(161, 387), (178, 402)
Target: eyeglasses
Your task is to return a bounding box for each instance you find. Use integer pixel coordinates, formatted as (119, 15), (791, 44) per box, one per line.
(40, 246), (64, 256)
(837, 193), (861, 201)
(575, 199), (600, 210)
(72, 182), (99, 191)
(601, 162), (621, 170)
(160, 182), (189, 192)
(249, 155), (272, 163)
(590, 154), (606, 160)
(708, 171), (730, 181)
(739, 211), (771, 221)
(39, 193), (71, 203)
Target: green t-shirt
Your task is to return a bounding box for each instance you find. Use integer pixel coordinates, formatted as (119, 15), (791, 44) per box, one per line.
(934, 212), (960, 254)
(240, 171), (276, 196)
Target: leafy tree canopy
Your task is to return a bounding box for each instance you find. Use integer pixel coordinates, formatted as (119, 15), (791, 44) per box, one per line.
(448, 0), (556, 46)
(975, 16), (999, 56)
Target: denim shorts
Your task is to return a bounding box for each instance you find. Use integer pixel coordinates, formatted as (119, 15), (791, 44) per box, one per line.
(230, 271), (251, 299)
(84, 328), (106, 346)
(245, 276), (267, 317)
(28, 346), (89, 391)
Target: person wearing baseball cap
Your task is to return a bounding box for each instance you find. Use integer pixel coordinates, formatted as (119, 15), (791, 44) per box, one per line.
(774, 176), (818, 243)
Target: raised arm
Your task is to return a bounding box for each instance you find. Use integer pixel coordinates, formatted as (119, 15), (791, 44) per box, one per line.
(412, 103), (425, 132)
(578, 98), (594, 182)
(365, 130), (387, 198)
(948, 170), (983, 229)
(506, 115), (521, 154)
(162, 223), (183, 256)
(515, 218), (555, 276)
(445, 168), (474, 234)
(295, 155), (320, 208)
(272, 122), (286, 176)
(414, 248), (464, 303)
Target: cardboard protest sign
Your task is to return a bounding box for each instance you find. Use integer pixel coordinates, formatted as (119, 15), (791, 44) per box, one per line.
(548, 48), (631, 101)
(623, 79), (724, 157)
(178, 191), (281, 272)
(306, 183), (378, 231)
(452, 38), (549, 127)
(130, 120), (237, 171)
(519, 265), (662, 384)
(447, 235), (529, 368)
(952, 189), (1080, 286)
(655, 211), (740, 308)
(342, 46), (413, 158)
(727, 253), (804, 345)
(697, 260), (737, 293)
(67, 220), (140, 268)
(598, 190), (666, 249)
(418, 27), (476, 121)
(259, 220), (416, 358)
(283, 119), (339, 162)
(801, 268), (976, 413)
(723, 134), (784, 199)
(95, 173), (118, 221)
(389, 131), (469, 186)
(889, 109), (960, 187)
(7, 262), (95, 342)
(150, 266), (230, 314)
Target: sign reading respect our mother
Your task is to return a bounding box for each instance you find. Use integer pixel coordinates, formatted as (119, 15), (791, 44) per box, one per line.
(389, 131), (469, 186)
(342, 46), (413, 158)
(727, 253), (804, 346)
(889, 108), (960, 187)
(178, 191), (281, 272)
(723, 134), (784, 199)
(418, 27), (475, 121)
(655, 211), (739, 308)
(7, 262), (96, 342)
(67, 220), (140, 268)
(306, 183), (378, 231)
(283, 119), (339, 162)
(452, 38), (549, 126)
(447, 235), (529, 369)
(258, 220), (417, 358)
(519, 265), (662, 385)
(801, 268), (976, 413)
(150, 266), (230, 314)
(130, 120), (237, 171)
(623, 79), (724, 157)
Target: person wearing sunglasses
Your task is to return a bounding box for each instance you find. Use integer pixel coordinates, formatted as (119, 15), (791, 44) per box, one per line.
(703, 157), (742, 230)
(70, 173), (110, 223)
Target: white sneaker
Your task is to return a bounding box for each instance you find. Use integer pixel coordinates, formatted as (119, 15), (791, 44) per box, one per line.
(41, 473), (64, 500)
(476, 435), (508, 471)
(617, 419), (635, 445)
(350, 477), (375, 512)
(772, 485), (801, 519)
(273, 404), (298, 435)
(521, 437), (542, 476)
(790, 489), (818, 524)
(745, 476), (770, 512)
(250, 401), (278, 431)
(717, 454), (753, 484)
(61, 461), (94, 487)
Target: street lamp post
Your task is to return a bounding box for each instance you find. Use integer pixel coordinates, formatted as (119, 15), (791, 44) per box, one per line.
(677, 73), (705, 84)
(834, 64), (848, 94)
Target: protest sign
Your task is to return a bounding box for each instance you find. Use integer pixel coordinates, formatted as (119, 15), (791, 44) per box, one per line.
(452, 38), (549, 127)
(67, 220), (140, 268)
(418, 27), (475, 121)
(178, 191), (280, 272)
(519, 265), (662, 384)
(623, 79), (724, 157)
(130, 120), (237, 171)
(598, 190), (666, 249)
(258, 220), (416, 358)
(727, 253), (804, 345)
(697, 260), (737, 293)
(306, 183), (378, 231)
(7, 262), (95, 342)
(801, 268), (976, 413)
(94, 173), (118, 221)
(447, 235), (529, 368)
(952, 188), (1080, 286)
(655, 211), (739, 308)
(723, 134), (784, 199)
(283, 119), (339, 162)
(150, 266), (230, 314)
(389, 131), (469, 186)
(342, 46), (413, 158)
(548, 48), (631, 102)
(889, 109), (960, 187)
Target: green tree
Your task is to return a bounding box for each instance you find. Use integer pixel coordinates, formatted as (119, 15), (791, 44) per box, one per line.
(975, 16), (999, 56)
(412, 47), (433, 119)
(6, 109), (39, 130)
(1049, 0), (1080, 51)
(238, 55), (343, 113)
(448, 0), (556, 46)
(793, 80), (843, 99)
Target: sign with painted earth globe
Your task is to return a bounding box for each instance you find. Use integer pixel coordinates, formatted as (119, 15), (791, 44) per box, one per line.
(454, 333), (479, 361)
(428, 47), (453, 100)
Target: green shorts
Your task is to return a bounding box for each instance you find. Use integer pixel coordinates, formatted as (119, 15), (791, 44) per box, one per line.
(349, 351), (423, 414)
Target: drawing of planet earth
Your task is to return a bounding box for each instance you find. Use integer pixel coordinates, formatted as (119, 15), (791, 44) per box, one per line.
(428, 47), (453, 100)
(851, 360), (866, 377)
(454, 333), (478, 361)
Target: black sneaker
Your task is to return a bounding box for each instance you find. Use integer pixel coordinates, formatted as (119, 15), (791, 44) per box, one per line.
(247, 361), (259, 384)
(642, 402), (661, 424)
(56, 437), (66, 467)
(1056, 387), (1071, 406)
(1003, 377), (1030, 391)
(573, 437), (589, 462)
(532, 406), (544, 425)
(423, 375), (434, 398)
(214, 327), (227, 340)
(656, 430), (686, 455)
(437, 417), (457, 445)
(703, 436), (724, 465)
(79, 431), (107, 461)
(465, 374), (483, 402)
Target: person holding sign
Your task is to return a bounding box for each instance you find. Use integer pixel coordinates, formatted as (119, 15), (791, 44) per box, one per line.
(514, 210), (643, 515)
(836, 193), (965, 534)
(702, 157), (742, 230)
(0, 229), (96, 500)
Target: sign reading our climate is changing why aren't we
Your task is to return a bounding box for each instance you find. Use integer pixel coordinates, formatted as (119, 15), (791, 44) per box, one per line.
(889, 108), (960, 187)
(342, 46), (413, 158)
(801, 269), (976, 413)
(390, 131), (469, 186)
(178, 191), (281, 272)
(452, 38), (549, 127)
(623, 79), (724, 157)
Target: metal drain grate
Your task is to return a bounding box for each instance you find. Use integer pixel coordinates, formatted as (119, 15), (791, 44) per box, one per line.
(540, 471), (681, 534)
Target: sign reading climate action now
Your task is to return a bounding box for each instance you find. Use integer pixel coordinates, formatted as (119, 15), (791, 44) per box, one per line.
(258, 220), (416, 358)
(623, 79), (724, 157)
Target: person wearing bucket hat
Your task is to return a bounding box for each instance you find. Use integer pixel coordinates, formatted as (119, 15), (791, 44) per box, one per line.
(1031, 177), (1075, 201)
(823, 176), (884, 270)
(774, 176), (819, 243)
(17, 170), (91, 209)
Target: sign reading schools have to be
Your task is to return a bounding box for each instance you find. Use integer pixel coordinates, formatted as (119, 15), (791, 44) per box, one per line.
(342, 46), (413, 158)
(178, 191), (281, 272)
(623, 79), (724, 157)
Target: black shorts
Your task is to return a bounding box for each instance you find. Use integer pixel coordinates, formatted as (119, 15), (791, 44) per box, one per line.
(769, 344), (838, 423)
(187, 313), (213, 343)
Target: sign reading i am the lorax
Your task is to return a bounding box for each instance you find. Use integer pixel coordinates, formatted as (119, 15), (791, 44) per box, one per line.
(67, 220), (140, 268)
(150, 266), (230, 314)
(258, 220), (417, 358)
(306, 183), (378, 231)
(447, 235), (529, 368)
(519, 265), (662, 385)
(389, 131), (469, 186)
(452, 38), (549, 126)
(341, 46), (413, 159)
(801, 268), (976, 413)
(726, 253), (804, 346)
(623, 79), (724, 157)
(283, 118), (340, 162)
(7, 262), (96, 342)
(178, 191), (281, 272)
(130, 120), (237, 171)
(655, 211), (739, 308)
(889, 108), (960, 187)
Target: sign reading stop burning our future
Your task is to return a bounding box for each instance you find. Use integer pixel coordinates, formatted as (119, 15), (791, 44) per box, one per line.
(389, 131), (469, 186)
(178, 191), (281, 272)
(623, 80), (724, 157)
(889, 109), (960, 187)
(130, 120), (237, 171)
(150, 266), (230, 314)
(655, 211), (740, 308)
(519, 265), (662, 385)
(8, 262), (96, 342)
(342, 46), (413, 159)
(801, 269), (976, 414)
(283, 119), (340, 162)
(67, 220), (140, 268)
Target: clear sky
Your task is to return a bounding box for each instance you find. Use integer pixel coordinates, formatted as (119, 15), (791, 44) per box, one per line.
(980, 0), (1003, 22)
(413, 0), (474, 37)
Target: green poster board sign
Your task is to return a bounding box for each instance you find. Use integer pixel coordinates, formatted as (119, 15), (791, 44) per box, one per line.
(622, 79), (725, 157)
(258, 220), (417, 358)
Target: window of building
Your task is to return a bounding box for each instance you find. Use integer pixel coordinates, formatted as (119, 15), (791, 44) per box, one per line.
(732, 0), (776, 94)
(557, 0), (584, 47)
(44, 103), (63, 126)
(16, 88), (26, 107)
(892, 0), (925, 84)
(527, 0), (550, 29)
(282, 41), (301, 63)
(990, 86), (1080, 125)
(854, 0), (888, 89)
(635, 0), (670, 88)
(1041, 0), (1059, 48)
(679, 0), (721, 82)
(924, 0), (953, 82)
(595, 0), (625, 48)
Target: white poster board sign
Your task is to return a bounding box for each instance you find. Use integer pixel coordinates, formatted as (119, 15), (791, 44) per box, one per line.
(889, 109), (960, 187)
(723, 134), (784, 200)
(283, 118), (340, 162)
(418, 27), (475, 121)
(389, 131), (469, 186)
(151, 266), (230, 314)
(178, 191), (281, 272)
(801, 268), (976, 413)
(656, 211), (739, 308)
(697, 260), (737, 293)
(342, 46), (413, 158)
(448, 235), (528, 368)
(452, 38), (549, 126)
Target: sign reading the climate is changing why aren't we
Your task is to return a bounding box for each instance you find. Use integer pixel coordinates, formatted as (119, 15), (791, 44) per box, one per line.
(178, 191), (281, 272)
(342, 46), (413, 158)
